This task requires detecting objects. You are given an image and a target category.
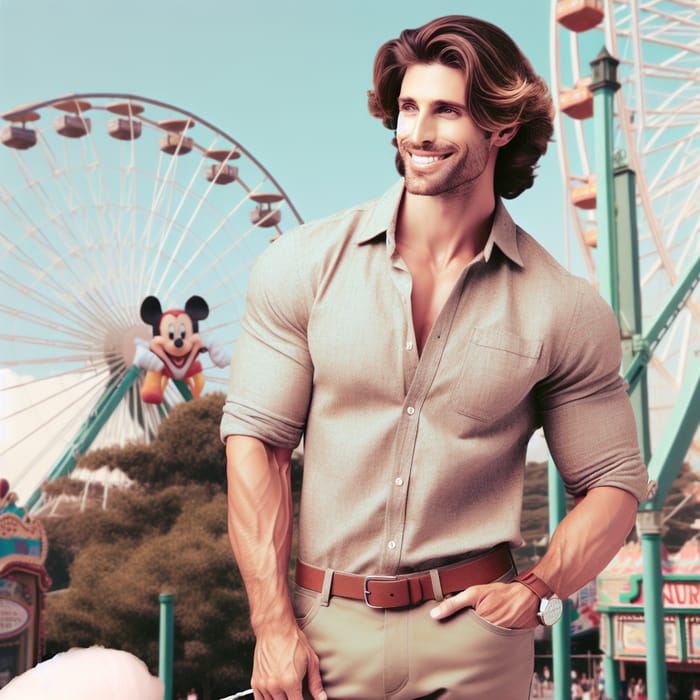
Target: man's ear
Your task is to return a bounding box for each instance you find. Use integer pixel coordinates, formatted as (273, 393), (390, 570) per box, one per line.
(492, 124), (519, 147)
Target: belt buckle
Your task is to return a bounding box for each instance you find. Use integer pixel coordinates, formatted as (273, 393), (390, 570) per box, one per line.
(363, 575), (398, 608)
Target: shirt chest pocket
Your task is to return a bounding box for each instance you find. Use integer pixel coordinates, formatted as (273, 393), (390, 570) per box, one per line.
(450, 328), (543, 422)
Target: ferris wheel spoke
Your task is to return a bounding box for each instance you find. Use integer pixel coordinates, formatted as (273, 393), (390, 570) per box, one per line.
(147, 137), (222, 296)
(0, 304), (91, 341)
(1, 161), (108, 301)
(0, 268), (105, 336)
(3, 159), (130, 329)
(0, 360), (107, 442)
(1, 365), (110, 422)
(160, 179), (267, 302)
(137, 148), (176, 298)
(1, 398), (96, 466)
(45, 137), (116, 275)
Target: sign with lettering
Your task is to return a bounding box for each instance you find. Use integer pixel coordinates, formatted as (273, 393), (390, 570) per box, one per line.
(662, 581), (700, 608)
(0, 598), (30, 639)
(599, 577), (700, 609)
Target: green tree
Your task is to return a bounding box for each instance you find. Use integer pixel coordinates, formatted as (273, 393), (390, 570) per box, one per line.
(149, 392), (227, 487)
(661, 461), (700, 553)
(62, 392), (227, 489)
(45, 484), (254, 699)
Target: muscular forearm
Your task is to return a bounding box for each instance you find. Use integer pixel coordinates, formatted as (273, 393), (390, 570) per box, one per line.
(532, 485), (638, 600)
(226, 435), (295, 632)
(226, 436), (326, 700)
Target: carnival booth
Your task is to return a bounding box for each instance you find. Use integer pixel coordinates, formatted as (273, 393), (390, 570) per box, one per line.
(597, 539), (700, 691)
(0, 479), (50, 689)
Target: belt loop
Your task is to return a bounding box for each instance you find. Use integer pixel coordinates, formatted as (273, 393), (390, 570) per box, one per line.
(429, 568), (444, 602)
(320, 568), (334, 607)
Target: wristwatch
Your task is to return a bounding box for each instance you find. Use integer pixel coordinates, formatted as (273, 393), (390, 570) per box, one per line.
(513, 570), (563, 627)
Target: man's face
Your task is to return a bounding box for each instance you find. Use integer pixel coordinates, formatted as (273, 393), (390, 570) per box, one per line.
(396, 62), (494, 197)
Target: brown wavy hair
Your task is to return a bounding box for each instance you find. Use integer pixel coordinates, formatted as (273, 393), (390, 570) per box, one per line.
(367, 15), (554, 199)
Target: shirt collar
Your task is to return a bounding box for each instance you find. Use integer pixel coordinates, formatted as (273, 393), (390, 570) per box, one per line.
(355, 180), (524, 268)
(485, 198), (524, 267)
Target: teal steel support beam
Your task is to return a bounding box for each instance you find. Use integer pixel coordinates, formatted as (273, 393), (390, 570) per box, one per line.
(601, 613), (620, 700)
(643, 355), (700, 510)
(634, 270), (699, 700)
(637, 511), (667, 700)
(26, 365), (142, 511)
(159, 592), (175, 700)
(174, 379), (193, 401)
(548, 459), (571, 700)
(589, 48), (625, 700)
(625, 252), (700, 394)
(590, 47), (620, 317)
(614, 163), (651, 463)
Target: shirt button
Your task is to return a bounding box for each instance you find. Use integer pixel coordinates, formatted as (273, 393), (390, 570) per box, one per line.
(395, 477), (404, 486)
(406, 406), (415, 415)
(406, 341), (413, 351)
(387, 540), (396, 550)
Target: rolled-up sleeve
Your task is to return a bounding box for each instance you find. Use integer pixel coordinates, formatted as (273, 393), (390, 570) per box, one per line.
(536, 280), (649, 502)
(220, 231), (313, 448)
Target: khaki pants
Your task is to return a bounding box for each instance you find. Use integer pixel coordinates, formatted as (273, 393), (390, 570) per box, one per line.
(293, 576), (535, 700)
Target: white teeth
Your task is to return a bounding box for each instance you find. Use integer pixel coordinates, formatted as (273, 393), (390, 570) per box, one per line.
(411, 154), (440, 165)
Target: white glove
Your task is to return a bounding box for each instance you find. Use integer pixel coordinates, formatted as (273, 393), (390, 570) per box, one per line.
(132, 337), (164, 372)
(202, 335), (231, 368)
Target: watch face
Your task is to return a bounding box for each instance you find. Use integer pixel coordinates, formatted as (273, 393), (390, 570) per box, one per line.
(538, 597), (563, 626)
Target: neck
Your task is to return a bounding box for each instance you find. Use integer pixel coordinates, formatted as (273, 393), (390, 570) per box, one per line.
(396, 184), (497, 269)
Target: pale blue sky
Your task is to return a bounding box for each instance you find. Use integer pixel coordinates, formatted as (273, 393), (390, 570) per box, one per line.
(0, 0), (572, 265)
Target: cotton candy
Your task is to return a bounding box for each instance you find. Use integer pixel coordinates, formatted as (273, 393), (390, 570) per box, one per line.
(0, 646), (163, 700)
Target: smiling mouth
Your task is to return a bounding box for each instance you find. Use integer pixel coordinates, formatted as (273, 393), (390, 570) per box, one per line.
(409, 153), (450, 165)
(166, 353), (187, 369)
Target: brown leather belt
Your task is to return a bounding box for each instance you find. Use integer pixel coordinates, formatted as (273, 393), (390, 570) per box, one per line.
(295, 543), (513, 609)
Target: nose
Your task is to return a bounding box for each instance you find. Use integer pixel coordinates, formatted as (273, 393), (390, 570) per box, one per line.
(174, 338), (183, 348)
(398, 110), (435, 146)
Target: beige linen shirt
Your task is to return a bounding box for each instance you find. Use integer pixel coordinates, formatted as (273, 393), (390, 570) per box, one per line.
(221, 181), (648, 576)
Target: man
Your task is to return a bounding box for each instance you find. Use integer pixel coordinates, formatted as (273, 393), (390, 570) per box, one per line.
(221, 15), (648, 700)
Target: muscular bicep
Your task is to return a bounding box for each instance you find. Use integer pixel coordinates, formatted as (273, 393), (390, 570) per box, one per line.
(536, 281), (648, 502)
(221, 234), (314, 448)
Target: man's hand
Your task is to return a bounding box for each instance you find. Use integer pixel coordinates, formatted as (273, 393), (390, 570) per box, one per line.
(429, 580), (540, 629)
(251, 623), (326, 700)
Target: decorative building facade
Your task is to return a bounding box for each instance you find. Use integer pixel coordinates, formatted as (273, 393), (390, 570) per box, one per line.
(0, 480), (50, 689)
(598, 540), (700, 689)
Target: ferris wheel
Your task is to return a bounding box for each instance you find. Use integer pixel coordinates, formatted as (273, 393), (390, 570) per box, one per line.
(0, 93), (303, 504)
(551, 0), (700, 463)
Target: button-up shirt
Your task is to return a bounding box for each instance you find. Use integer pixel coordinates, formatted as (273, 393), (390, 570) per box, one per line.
(221, 181), (648, 575)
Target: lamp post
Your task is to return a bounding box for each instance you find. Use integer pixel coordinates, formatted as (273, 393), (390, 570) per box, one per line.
(159, 592), (175, 700)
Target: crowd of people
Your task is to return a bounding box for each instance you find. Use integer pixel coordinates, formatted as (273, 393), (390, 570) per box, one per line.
(530, 665), (608, 699)
(529, 667), (700, 700)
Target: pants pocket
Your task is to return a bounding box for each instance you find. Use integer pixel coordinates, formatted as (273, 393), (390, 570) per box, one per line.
(292, 583), (323, 631)
(465, 608), (534, 637)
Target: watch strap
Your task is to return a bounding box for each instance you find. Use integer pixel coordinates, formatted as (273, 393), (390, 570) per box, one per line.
(513, 570), (554, 599)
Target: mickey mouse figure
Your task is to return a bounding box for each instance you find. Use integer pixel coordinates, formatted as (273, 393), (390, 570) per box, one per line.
(133, 295), (230, 404)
